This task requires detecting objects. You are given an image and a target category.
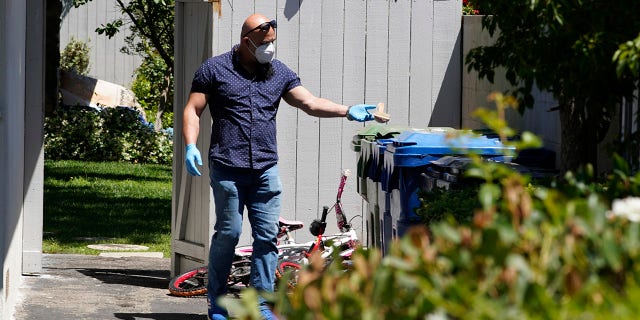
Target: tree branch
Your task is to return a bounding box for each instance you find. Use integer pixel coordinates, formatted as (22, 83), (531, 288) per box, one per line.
(115, 0), (173, 71)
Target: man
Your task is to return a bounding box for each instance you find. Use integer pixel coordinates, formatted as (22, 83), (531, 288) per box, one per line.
(183, 13), (380, 320)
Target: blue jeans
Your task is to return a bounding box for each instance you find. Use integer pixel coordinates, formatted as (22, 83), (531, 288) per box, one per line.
(207, 162), (281, 319)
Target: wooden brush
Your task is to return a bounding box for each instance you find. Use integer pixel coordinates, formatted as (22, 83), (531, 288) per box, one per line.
(373, 102), (390, 122)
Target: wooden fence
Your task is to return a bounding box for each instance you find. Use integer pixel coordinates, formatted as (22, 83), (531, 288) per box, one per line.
(172, 0), (463, 274)
(60, 0), (143, 87)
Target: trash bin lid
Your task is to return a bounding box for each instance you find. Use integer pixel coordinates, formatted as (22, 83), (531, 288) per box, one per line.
(386, 131), (515, 167)
(350, 124), (415, 152)
(357, 124), (412, 139)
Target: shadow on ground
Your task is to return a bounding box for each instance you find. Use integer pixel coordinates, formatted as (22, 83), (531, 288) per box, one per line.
(76, 268), (170, 289)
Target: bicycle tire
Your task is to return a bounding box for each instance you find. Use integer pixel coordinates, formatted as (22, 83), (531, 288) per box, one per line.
(168, 266), (208, 297)
(277, 259), (303, 289)
(228, 259), (251, 287)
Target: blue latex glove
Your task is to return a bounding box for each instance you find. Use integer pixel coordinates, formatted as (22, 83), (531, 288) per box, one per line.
(185, 144), (202, 176)
(347, 104), (376, 122)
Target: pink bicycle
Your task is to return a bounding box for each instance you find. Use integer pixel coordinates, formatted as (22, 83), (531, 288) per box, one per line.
(168, 170), (360, 297)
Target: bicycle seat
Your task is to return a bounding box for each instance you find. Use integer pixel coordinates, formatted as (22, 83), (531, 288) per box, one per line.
(278, 216), (304, 232)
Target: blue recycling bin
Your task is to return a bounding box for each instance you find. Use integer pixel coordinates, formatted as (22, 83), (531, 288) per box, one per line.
(382, 130), (515, 239)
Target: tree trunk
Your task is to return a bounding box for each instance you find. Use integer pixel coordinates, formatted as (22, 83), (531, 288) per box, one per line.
(559, 98), (599, 173)
(153, 71), (172, 131)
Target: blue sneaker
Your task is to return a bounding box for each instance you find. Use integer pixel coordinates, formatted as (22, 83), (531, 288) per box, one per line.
(208, 314), (227, 320)
(260, 305), (278, 320)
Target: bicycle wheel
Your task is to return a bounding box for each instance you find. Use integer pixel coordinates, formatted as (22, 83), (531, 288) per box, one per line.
(278, 246), (308, 261)
(168, 266), (208, 297)
(228, 259), (251, 287)
(277, 259), (302, 289)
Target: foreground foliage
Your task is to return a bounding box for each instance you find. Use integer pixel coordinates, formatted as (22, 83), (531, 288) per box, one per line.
(222, 95), (640, 319)
(226, 154), (640, 319)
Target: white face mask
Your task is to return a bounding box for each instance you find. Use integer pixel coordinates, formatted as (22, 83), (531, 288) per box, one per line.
(249, 39), (275, 64)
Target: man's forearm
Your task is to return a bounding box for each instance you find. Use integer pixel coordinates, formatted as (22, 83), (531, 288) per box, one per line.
(182, 92), (209, 145)
(182, 110), (201, 145)
(305, 97), (349, 118)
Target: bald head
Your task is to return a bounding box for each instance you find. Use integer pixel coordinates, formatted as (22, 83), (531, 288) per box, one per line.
(241, 14), (272, 39)
(237, 14), (277, 69)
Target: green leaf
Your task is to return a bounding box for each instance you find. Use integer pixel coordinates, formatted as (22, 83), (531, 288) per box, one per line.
(518, 131), (543, 149)
(431, 223), (462, 244)
(497, 223), (518, 245)
(478, 183), (500, 211)
(602, 230), (622, 271)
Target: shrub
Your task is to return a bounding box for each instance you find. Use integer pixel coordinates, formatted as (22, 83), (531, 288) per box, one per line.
(44, 106), (172, 164)
(220, 94), (640, 319)
(60, 37), (90, 76)
(416, 183), (481, 226)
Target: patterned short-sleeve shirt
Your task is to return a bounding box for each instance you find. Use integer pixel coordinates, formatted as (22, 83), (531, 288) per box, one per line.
(191, 47), (301, 169)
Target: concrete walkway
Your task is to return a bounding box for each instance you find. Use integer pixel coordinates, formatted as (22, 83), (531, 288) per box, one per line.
(13, 254), (208, 320)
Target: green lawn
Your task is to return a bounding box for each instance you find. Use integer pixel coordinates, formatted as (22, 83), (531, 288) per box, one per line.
(43, 160), (173, 257)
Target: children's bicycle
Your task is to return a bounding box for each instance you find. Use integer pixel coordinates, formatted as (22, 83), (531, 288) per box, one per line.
(168, 216), (305, 297)
(168, 169), (360, 297)
(277, 170), (360, 289)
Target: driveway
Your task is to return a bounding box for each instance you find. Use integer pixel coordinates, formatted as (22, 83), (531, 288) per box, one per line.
(13, 254), (208, 320)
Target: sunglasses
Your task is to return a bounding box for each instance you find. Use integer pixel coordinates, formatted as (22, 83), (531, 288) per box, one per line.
(242, 20), (277, 38)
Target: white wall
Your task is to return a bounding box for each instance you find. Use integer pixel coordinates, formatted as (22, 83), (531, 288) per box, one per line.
(23, 0), (45, 276)
(0, 0), (27, 318)
(1, 0), (45, 318)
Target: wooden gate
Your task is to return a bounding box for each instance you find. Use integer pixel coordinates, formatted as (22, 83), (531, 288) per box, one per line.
(172, 0), (217, 273)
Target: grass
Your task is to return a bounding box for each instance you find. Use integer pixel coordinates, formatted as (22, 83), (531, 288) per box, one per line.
(44, 160), (173, 257)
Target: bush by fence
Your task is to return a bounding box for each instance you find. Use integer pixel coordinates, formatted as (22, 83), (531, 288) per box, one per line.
(44, 106), (173, 164)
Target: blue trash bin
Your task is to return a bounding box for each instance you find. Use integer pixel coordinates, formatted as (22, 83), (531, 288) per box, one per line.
(383, 130), (515, 239)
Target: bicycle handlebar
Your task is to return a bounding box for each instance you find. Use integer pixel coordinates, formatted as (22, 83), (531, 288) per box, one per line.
(320, 205), (329, 223)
